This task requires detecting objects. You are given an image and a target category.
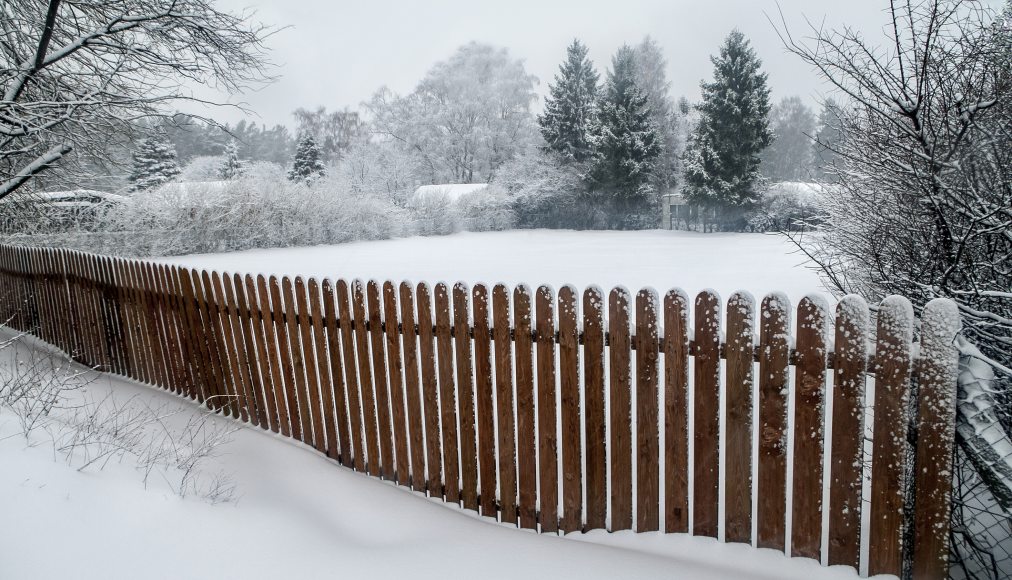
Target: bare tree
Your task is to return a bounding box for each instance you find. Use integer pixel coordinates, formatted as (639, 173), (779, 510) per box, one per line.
(775, 3), (1011, 574)
(0, 0), (274, 200)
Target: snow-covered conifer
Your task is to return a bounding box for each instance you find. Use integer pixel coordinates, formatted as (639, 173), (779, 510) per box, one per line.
(129, 135), (181, 191)
(219, 139), (245, 180)
(288, 135), (326, 183)
(683, 30), (772, 207)
(588, 45), (660, 227)
(538, 39), (600, 163)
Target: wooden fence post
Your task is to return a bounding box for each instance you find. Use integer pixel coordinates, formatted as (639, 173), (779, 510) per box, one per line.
(827, 295), (869, 568)
(693, 290), (721, 538)
(912, 298), (961, 580)
(793, 295), (830, 560)
(663, 289), (690, 534)
(635, 288), (660, 533)
(868, 296), (914, 576)
(609, 287), (632, 532)
(757, 293), (790, 552)
(725, 291), (754, 544)
(583, 286), (607, 531)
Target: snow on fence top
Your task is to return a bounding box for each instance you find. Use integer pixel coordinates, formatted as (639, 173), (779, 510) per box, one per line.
(0, 243), (964, 580)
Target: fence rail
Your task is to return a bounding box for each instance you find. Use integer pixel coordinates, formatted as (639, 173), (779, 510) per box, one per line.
(0, 244), (962, 579)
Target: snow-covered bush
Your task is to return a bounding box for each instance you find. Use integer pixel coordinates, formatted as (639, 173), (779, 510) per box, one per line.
(408, 190), (459, 236)
(745, 182), (829, 232)
(180, 155), (226, 181)
(456, 185), (516, 232)
(493, 151), (597, 229)
(99, 168), (406, 256)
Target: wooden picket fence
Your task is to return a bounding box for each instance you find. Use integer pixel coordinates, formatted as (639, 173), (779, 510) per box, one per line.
(0, 244), (962, 579)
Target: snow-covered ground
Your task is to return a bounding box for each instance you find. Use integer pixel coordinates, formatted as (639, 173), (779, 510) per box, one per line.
(167, 230), (828, 306)
(0, 330), (875, 580)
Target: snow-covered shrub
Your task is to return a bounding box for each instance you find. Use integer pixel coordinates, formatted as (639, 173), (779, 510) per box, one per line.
(99, 167), (405, 256)
(180, 155), (226, 181)
(456, 185), (516, 231)
(745, 181), (829, 233)
(492, 151), (597, 229)
(408, 190), (459, 236)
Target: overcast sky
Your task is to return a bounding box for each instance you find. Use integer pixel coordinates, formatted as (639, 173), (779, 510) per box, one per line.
(195, 0), (904, 127)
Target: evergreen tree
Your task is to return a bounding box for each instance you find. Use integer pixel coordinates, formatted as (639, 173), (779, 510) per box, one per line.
(538, 39), (600, 163)
(288, 135), (325, 183)
(683, 30), (772, 207)
(129, 134), (181, 191)
(218, 139), (244, 180)
(588, 45), (661, 226)
(811, 99), (845, 181)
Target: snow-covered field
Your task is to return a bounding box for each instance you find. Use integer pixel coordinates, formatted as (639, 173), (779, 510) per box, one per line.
(168, 230), (828, 306)
(0, 330), (872, 580)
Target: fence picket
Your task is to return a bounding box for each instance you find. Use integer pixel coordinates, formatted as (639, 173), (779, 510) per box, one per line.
(352, 280), (381, 476)
(284, 276), (315, 442)
(514, 285), (537, 530)
(398, 282), (425, 488)
(610, 287), (632, 532)
(663, 289), (690, 534)
(472, 284), (497, 518)
(793, 296), (829, 561)
(453, 283), (478, 511)
(494, 284), (519, 525)
(559, 285), (582, 533)
(435, 283), (460, 501)
(254, 275), (284, 434)
(297, 277), (327, 451)
(336, 279), (366, 470)
(636, 288), (660, 533)
(368, 281), (396, 479)
(384, 281), (410, 485)
(211, 271), (244, 419)
(827, 296), (868, 568)
(693, 290), (721, 538)
(322, 279), (353, 463)
(911, 299), (961, 580)
(725, 291), (754, 544)
(416, 283), (443, 496)
(757, 294), (790, 551)
(583, 286), (607, 531)
(536, 286), (559, 533)
(867, 296), (914, 577)
(230, 273), (265, 427)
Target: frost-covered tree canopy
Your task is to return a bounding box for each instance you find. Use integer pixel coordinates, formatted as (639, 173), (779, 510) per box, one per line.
(588, 45), (660, 225)
(538, 39), (600, 163)
(129, 135), (181, 192)
(366, 42), (539, 184)
(811, 99), (845, 181)
(683, 30), (772, 207)
(288, 136), (325, 183)
(761, 96), (815, 182)
(632, 36), (683, 192)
